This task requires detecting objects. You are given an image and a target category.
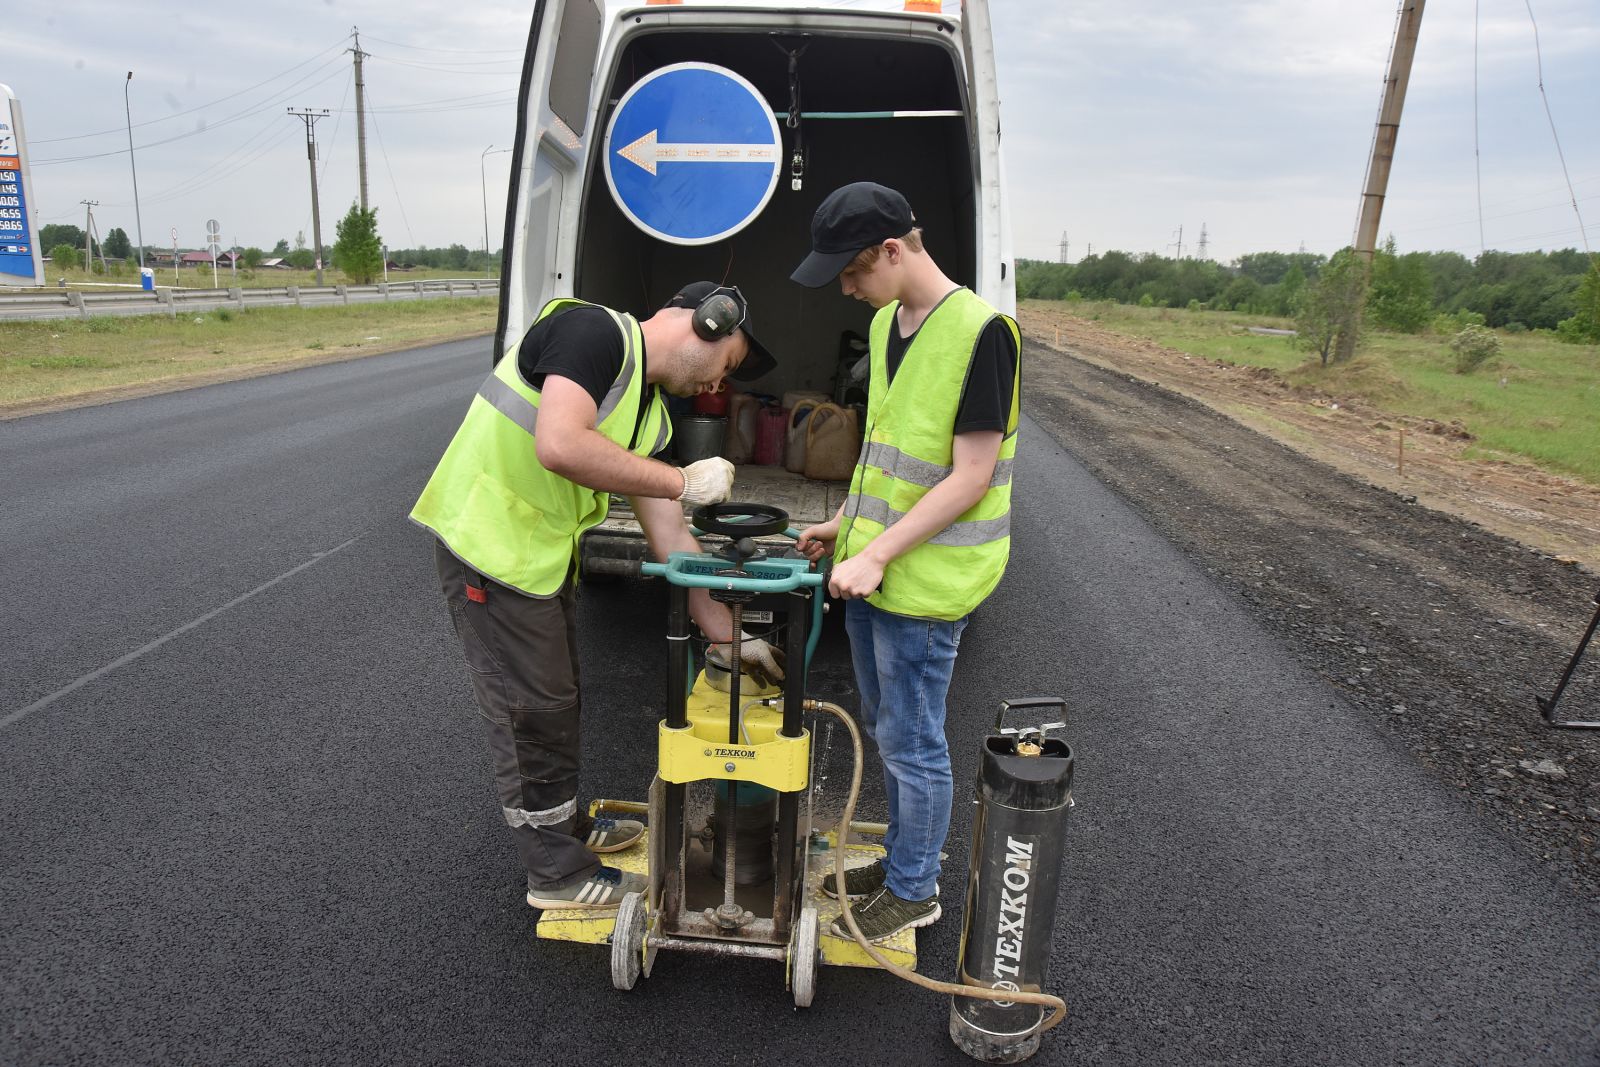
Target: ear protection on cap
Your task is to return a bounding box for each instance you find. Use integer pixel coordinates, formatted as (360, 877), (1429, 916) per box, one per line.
(691, 287), (746, 343)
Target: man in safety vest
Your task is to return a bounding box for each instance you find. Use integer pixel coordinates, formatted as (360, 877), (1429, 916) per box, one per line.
(793, 183), (1020, 942)
(412, 282), (782, 911)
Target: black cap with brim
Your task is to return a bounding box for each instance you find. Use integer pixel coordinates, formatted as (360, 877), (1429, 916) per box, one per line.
(791, 247), (862, 290)
(663, 281), (777, 382)
(790, 182), (916, 289)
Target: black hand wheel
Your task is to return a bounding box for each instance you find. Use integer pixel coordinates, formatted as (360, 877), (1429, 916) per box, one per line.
(692, 502), (790, 539)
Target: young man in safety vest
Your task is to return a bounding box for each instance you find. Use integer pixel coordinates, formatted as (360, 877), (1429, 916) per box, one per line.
(412, 283), (784, 911)
(793, 183), (1020, 942)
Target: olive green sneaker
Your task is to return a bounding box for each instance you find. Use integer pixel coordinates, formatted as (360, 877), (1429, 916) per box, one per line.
(830, 884), (941, 942)
(819, 859), (886, 901)
(526, 866), (646, 911)
(578, 815), (645, 854)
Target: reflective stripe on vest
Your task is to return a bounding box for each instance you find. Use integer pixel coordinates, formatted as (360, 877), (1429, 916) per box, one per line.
(408, 299), (668, 597)
(837, 288), (1020, 621)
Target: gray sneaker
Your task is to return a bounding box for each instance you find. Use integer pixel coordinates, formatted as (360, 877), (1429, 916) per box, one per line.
(526, 866), (646, 911)
(830, 885), (941, 942)
(819, 859), (885, 901)
(579, 816), (645, 854)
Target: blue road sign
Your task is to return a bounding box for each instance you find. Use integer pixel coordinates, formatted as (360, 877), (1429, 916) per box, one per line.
(0, 85), (43, 286)
(603, 63), (780, 246)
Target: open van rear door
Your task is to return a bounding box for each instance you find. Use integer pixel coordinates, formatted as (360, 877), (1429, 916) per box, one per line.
(957, 0), (1014, 315)
(495, 0), (604, 363)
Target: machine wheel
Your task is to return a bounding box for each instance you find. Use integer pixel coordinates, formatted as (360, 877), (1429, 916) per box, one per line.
(610, 892), (646, 991)
(790, 906), (819, 1008)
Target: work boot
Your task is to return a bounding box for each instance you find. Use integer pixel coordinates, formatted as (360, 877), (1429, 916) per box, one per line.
(577, 815), (645, 854)
(525, 866), (646, 911)
(829, 884), (940, 942)
(819, 859), (885, 901)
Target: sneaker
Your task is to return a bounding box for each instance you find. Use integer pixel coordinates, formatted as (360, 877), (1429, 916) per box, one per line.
(579, 816), (645, 854)
(526, 867), (646, 911)
(819, 859), (885, 901)
(830, 885), (941, 942)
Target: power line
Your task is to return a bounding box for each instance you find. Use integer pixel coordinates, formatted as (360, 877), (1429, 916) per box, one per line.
(359, 34), (522, 56)
(32, 62), (349, 166)
(1522, 0), (1593, 258)
(367, 53), (523, 75)
(1473, 0), (1484, 256)
(363, 88), (417, 247)
(32, 39), (350, 145)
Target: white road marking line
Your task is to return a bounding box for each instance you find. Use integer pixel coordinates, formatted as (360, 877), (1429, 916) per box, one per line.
(1, 533), (366, 730)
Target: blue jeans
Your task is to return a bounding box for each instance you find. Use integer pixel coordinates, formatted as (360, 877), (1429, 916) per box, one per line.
(844, 599), (970, 901)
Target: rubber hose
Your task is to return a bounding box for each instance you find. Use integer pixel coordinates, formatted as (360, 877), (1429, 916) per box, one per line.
(805, 699), (1068, 1032)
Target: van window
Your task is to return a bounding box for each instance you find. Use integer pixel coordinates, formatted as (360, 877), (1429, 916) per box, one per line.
(549, 0), (603, 136)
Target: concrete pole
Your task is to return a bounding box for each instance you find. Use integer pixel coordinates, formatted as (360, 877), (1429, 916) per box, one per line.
(1354, 0), (1427, 263)
(288, 109), (330, 287)
(351, 28), (369, 213)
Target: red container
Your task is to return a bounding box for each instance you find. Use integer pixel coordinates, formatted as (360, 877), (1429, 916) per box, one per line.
(754, 406), (788, 466)
(693, 386), (730, 416)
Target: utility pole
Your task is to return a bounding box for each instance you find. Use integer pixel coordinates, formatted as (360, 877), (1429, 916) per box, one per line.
(349, 28), (369, 213)
(1058, 231), (1069, 264)
(80, 200), (99, 271)
(287, 108), (330, 286)
(1342, 0), (1427, 362)
(1196, 223), (1209, 261)
(1353, 0), (1426, 262)
(1170, 224), (1184, 260)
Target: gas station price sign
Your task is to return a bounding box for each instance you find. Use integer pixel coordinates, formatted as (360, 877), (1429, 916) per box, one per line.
(0, 83), (43, 286)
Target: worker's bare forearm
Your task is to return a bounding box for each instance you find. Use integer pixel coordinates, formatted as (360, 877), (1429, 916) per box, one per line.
(539, 426), (684, 499)
(631, 493), (736, 643)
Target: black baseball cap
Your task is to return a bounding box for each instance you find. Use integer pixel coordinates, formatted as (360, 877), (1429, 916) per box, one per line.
(791, 182), (917, 288)
(662, 281), (777, 382)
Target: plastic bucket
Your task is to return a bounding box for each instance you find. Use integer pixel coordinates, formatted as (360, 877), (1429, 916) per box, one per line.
(675, 415), (727, 463)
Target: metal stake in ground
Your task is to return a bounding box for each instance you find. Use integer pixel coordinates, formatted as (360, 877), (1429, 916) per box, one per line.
(1537, 588), (1600, 729)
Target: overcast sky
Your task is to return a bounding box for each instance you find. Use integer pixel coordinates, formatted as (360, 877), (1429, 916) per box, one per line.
(9, 0), (1597, 265)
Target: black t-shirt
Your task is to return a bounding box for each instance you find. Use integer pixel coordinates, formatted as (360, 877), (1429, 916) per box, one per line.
(519, 306), (629, 408)
(516, 306), (662, 455)
(884, 310), (1018, 435)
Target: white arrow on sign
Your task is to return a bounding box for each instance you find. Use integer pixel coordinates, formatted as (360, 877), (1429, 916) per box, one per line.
(615, 129), (776, 176)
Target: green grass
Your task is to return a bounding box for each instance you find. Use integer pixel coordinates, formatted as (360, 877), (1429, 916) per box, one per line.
(0, 297), (497, 409)
(1030, 298), (1600, 485)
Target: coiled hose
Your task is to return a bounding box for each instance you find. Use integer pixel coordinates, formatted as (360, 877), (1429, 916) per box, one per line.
(805, 699), (1067, 1032)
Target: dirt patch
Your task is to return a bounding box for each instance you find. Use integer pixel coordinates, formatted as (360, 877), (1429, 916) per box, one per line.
(1019, 313), (1600, 899)
(1022, 307), (1600, 571)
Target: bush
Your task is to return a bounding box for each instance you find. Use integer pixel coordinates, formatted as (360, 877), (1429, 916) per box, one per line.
(1137, 293), (1155, 308)
(1432, 309), (1485, 334)
(1186, 298), (1202, 312)
(49, 243), (81, 271)
(1449, 324), (1500, 374)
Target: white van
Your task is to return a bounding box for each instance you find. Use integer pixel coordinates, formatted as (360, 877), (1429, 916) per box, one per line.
(498, 0), (1013, 575)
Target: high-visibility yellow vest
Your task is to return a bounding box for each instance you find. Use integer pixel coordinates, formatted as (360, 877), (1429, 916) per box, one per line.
(409, 299), (671, 596)
(836, 288), (1019, 621)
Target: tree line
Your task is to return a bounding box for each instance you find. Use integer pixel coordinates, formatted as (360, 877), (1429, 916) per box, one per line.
(1018, 242), (1600, 342)
(36, 211), (501, 281)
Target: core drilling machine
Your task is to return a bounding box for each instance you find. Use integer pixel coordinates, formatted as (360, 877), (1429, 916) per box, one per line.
(536, 502), (1073, 1060)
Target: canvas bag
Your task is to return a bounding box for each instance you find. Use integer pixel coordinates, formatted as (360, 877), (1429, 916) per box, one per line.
(723, 391), (760, 464)
(785, 399), (822, 474)
(803, 402), (860, 481)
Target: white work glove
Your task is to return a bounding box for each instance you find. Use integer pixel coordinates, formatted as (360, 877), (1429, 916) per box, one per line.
(709, 632), (787, 689)
(677, 457), (736, 505)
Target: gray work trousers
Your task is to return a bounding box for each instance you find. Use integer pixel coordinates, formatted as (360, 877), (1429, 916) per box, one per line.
(435, 540), (600, 891)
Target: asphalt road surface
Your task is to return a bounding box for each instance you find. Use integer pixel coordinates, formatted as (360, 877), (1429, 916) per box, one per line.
(3, 339), (1597, 1066)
